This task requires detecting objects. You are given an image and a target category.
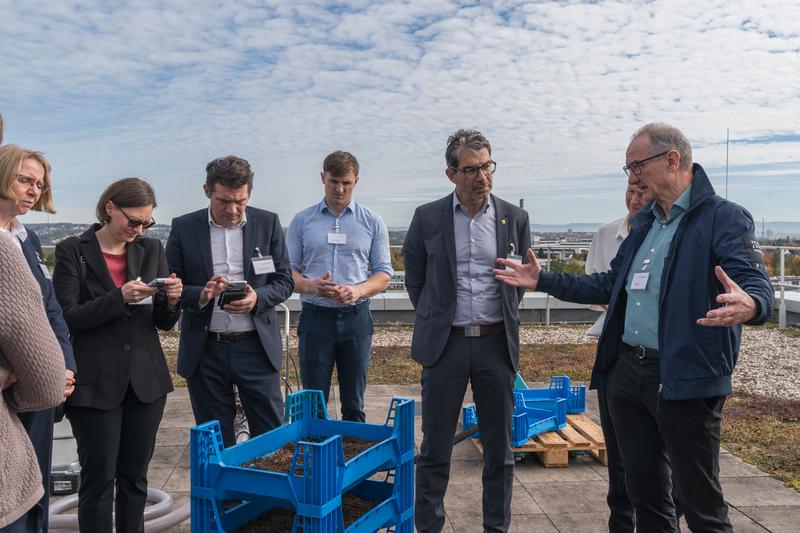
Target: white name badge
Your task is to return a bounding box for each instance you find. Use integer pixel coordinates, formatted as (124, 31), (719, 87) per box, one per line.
(328, 232), (347, 245)
(630, 272), (650, 291)
(253, 255), (276, 275)
(506, 254), (523, 265)
(40, 263), (52, 279)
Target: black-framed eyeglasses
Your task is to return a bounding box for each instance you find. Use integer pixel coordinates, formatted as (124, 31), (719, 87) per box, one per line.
(117, 206), (156, 229)
(623, 151), (670, 177)
(451, 160), (497, 179)
(17, 175), (49, 193)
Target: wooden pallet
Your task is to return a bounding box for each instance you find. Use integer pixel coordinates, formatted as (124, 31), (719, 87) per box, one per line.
(471, 414), (607, 468)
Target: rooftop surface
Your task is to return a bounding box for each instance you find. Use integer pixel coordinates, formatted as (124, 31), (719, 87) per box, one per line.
(136, 384), (800, 532)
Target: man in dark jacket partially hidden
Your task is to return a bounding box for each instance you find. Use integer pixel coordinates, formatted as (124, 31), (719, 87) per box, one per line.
(495, 123), (773, 533)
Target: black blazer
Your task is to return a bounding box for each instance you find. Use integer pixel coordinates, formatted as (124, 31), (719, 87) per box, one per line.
(52, 225), (178, 409)
(165, 206), (294, 379)
(403, 193), (530, 369)
(20, 229), (76, 373)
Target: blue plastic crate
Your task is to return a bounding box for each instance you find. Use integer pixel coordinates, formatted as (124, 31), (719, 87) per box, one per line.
(515, 374), (586, 414)
(462, 392), (567, 447)
(190, 390), (414, 532)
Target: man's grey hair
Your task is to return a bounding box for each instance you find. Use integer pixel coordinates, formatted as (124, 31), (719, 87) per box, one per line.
(445, 129), (491, 169)
(632, 123), (692, 171)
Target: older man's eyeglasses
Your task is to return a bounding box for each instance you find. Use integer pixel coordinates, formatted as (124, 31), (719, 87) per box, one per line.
(17, 175), (49, 193)
(452, 160), (497, 179)
(623, 151), (670, 177)
(117, 206), (156, 229)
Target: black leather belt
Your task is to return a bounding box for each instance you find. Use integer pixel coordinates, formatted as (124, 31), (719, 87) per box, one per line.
(451, 323), (505, 337)
(208, 330), (258, 343)
(623, 343), (660, 360)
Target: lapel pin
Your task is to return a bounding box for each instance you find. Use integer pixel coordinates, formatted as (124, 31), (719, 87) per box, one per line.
(500, 218), (508, 225)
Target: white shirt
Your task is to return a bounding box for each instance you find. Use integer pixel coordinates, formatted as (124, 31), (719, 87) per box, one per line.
(0, 218), (28, 251)
(585, 215), (628, 336)
(207, 208), (255, 333)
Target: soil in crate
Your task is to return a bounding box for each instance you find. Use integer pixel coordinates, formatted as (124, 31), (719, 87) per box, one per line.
(237, 493), (379, 532)
(243, 436), (377, 473)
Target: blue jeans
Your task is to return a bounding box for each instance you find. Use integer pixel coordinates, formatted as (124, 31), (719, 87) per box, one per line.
(298, 301), (373, 422)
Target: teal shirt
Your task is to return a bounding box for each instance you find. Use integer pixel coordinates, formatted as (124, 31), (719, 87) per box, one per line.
(622, 185), (693, 350)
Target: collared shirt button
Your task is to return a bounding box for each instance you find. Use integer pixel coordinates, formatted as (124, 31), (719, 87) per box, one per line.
(636, 302), (641, 306)
(635, 330), (639, 335)
(123, 344), (131, 351)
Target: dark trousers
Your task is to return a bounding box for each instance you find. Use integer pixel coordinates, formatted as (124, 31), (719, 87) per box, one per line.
(416, 331), (515, 533)
(17, 408), (54, 532)
(596, 387), (635, 533)
(608, 349), (731, 533)
(188, 335), (283, 447)
(298, 301), (373, 422)
(66, 387), (166, 533)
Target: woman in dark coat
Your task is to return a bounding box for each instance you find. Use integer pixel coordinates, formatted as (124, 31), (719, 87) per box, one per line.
(53, 178), (182, 533)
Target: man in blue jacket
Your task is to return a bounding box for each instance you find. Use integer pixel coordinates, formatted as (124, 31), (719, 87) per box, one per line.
(495, 123), (773, 533)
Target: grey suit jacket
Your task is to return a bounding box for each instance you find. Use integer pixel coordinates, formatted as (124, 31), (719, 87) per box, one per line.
(403, 193), (530, 369)
(166, 206), (294, 379)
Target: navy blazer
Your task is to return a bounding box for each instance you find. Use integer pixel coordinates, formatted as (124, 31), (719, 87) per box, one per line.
(20, 229), (76, 373)
(166, 206), (294, 379)
(403, 193), (531, 369)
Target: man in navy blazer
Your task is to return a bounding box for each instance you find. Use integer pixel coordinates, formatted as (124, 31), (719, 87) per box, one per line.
(167, 155), (293, 446)
(403, 130), (530, 533)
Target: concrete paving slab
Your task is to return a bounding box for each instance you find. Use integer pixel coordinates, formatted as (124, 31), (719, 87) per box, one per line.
(447, 514), (557, 532)
(722, 476), (800, 507)
(155, 426), (190, 446)
(736, 505), (800, 533)
(546, 512), (610, 533)
(514, 457), (606, 483)
(677, 507), (770, 532)
(526, 480), (610, 515)
(718, 452), (771, 478)
(149, 445), (186, 469)
(363, 384), (393, 397)
(444, 480), (544, 518)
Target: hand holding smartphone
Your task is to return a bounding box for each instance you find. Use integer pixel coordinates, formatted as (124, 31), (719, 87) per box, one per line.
(218, 280), (248, 307)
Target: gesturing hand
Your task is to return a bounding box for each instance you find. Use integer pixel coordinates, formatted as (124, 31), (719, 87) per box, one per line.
(332, 284), (362, 305)
(697, 266), (758, 327)
(493, 248), (541, 290)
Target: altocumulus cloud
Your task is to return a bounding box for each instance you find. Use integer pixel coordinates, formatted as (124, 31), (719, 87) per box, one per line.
(1, 0), (799, 226)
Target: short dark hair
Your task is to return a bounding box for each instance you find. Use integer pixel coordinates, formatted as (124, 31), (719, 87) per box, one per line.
(322, 150), (359, 177)
(445, 129), (491, 169)
(96, 177), (157, 224)
(205, 155), (254, 192)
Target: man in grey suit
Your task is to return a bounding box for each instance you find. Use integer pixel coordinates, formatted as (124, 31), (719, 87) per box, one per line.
(403, 129), (530, 533)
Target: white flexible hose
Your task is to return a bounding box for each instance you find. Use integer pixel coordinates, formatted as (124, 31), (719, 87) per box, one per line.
(49, 488), (190, 532)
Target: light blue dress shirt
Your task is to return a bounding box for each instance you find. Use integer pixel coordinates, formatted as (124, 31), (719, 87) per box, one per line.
(622, 184), (693, 350)
(452, 195), (503, 326)
(287, 199), (393, 308)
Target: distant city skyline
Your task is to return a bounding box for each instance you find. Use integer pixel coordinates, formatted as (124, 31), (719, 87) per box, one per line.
(3, 1), (799, 227)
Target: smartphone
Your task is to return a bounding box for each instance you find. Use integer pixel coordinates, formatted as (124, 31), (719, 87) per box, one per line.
(148, 277), (171, 288)
(218, 280), (248, 307)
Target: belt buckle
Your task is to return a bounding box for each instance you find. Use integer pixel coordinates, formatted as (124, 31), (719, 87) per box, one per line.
(211, 332), (227, 343)
(464, 325), (481, 337)
(635, 346), (646, 360)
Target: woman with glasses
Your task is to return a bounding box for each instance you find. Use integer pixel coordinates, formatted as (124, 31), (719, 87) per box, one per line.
(53, 178), (182, 533)
(0, 145), (76, 532)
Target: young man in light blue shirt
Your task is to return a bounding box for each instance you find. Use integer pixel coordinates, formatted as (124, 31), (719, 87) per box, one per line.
(286, 151), (393, 422)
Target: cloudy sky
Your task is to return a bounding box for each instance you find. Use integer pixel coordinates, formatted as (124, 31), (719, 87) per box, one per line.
(2, 0), (799, 227)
